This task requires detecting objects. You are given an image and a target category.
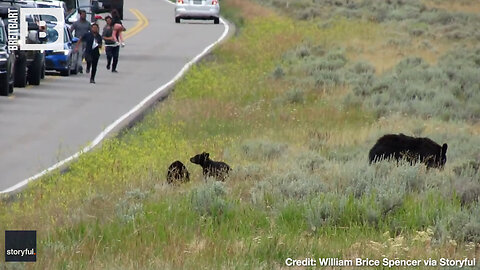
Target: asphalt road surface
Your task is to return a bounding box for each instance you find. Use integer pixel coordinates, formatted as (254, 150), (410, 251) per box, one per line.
(0, 0), (226, 192)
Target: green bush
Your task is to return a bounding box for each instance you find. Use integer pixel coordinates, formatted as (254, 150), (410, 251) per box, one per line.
(297, 151), (326, 173)
(435, 204), (480, 243)
(305, 193), (347, 228)
(453, 177), (480, 206)
(250, 169), (327, 207)
(231, 164), (265, 182)
(272, 66), (285, 79)
(190, 181), (230, 218)
(115, 189), (148, 223)
(274, 88), (306, 105)
(347, 47), (480, 121)
(259, 0), (480, 42)
(241, 139), (288, 160)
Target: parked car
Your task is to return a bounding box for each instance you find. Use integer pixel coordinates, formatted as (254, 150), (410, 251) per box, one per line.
(0, 19), (15, 96)
(45, 23), (80, 76)
(0, 1), (47, 88)
(35, 0), (69, 17)
(175, 0), (220, 24)
(65, 5), (98, 26)
(65, 0), (101, 25)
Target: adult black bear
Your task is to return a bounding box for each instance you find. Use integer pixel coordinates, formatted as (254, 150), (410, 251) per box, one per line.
(190, 152), (231, 181)
(369, 134), (448, 169)
(166, 161), (190, 184)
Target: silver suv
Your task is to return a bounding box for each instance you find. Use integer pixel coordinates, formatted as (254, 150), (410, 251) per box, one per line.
(175, 0), (220, 24)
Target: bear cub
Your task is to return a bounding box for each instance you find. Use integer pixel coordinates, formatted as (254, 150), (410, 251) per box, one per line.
(190, 152), (231, 181)
(167, 160), (190, 184)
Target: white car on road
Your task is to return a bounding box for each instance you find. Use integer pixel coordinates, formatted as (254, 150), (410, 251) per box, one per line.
(175, 0), (220, 24)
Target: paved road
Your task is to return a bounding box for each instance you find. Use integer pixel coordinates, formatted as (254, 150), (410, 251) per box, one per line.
(0, 0), (226, 191)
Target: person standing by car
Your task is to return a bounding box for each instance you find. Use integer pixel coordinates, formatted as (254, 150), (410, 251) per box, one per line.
(102, 15), (120, 73)
(70, 10), (91, 73)
(76, 23), (103, 84)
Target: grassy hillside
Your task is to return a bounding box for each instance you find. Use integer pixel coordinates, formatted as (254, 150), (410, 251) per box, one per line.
(1, 0), (480, 269)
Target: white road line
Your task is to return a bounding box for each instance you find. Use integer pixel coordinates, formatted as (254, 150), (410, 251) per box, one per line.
(0, 2), (230, 194)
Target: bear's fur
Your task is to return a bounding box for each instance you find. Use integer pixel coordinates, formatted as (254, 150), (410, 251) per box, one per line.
(166, 160), (190, 184)
(190, 152), (231, 181)
(369, 133), (448, 169)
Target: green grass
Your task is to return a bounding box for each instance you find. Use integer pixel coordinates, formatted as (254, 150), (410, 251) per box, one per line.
(1, 0), (480, 269)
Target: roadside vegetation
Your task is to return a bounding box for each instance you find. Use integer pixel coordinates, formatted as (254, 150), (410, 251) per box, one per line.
(1, 0), (480, 269)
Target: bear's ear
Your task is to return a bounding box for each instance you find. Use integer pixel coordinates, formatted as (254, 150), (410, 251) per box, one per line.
(205, 153), (210, 158)
(442, 143), (448, 154)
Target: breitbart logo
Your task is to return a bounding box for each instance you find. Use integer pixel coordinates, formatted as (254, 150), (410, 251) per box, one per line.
(5, 230), (37, 262)
(7, 7), (64, 51)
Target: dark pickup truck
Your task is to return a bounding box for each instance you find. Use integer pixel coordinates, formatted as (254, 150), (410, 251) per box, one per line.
(0, 19), (15, 96)
(0, 1), (46, 89)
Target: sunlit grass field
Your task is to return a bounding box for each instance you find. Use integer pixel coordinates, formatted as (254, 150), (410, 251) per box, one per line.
(1, 0), (480, 269)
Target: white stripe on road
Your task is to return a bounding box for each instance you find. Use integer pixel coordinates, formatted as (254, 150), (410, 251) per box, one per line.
(0, 2), (230, 194)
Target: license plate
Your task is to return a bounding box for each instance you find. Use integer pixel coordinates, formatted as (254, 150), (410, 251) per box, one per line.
(193, 0), (202, 4)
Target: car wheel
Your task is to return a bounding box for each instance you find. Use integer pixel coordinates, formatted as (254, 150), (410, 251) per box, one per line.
(60, 66), (71, 77)
(41, 63), (45, 79)
(8, 81), (13, 94)
(71, 61), (78, 75)
(175, 17), (181, 23)
(0, 74), (9, 96)
(28, 53), (43, 85)
(14, 55), (27, 88)
(70, 55), (78, 75)
(214, 17), (220, 24)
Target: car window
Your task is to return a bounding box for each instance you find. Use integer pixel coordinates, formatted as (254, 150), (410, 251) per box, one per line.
(1, 19), (8, 34)
(66, 8), (94, 24)
(60, 0), (77, 12)
(37, 4), (54, 8)
(25, 15), (33, 24)
(42, 15), (58, 23)
(37, 5), (64, 22)
(67, 27), (73, 40)
(0, 26), (6, 45)
(64, 27), (69, 43)
(78, 0), (91, 7)
(46, 26), (59, 44)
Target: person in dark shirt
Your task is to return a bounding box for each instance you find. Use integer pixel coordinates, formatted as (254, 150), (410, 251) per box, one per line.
(70, 10), (91, 73)
(102, 15), (120, 72)
(76, 23), (103, 83)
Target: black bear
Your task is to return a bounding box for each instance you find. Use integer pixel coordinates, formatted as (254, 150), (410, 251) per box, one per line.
(369, 134), (448, 169)
(166, 161), (190, 184)
(190, 152), (231, 181)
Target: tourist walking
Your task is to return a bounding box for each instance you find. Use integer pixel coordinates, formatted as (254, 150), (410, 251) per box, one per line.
(70, 10), (91, 73)
(76, 24), (103, 83)
(102, 15), (120, 72)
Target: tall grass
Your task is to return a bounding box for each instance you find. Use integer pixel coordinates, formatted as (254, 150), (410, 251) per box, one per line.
(346, 47), (480, 121)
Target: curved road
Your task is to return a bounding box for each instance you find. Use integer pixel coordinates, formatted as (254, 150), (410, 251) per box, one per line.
(0, 0), (226, 192)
